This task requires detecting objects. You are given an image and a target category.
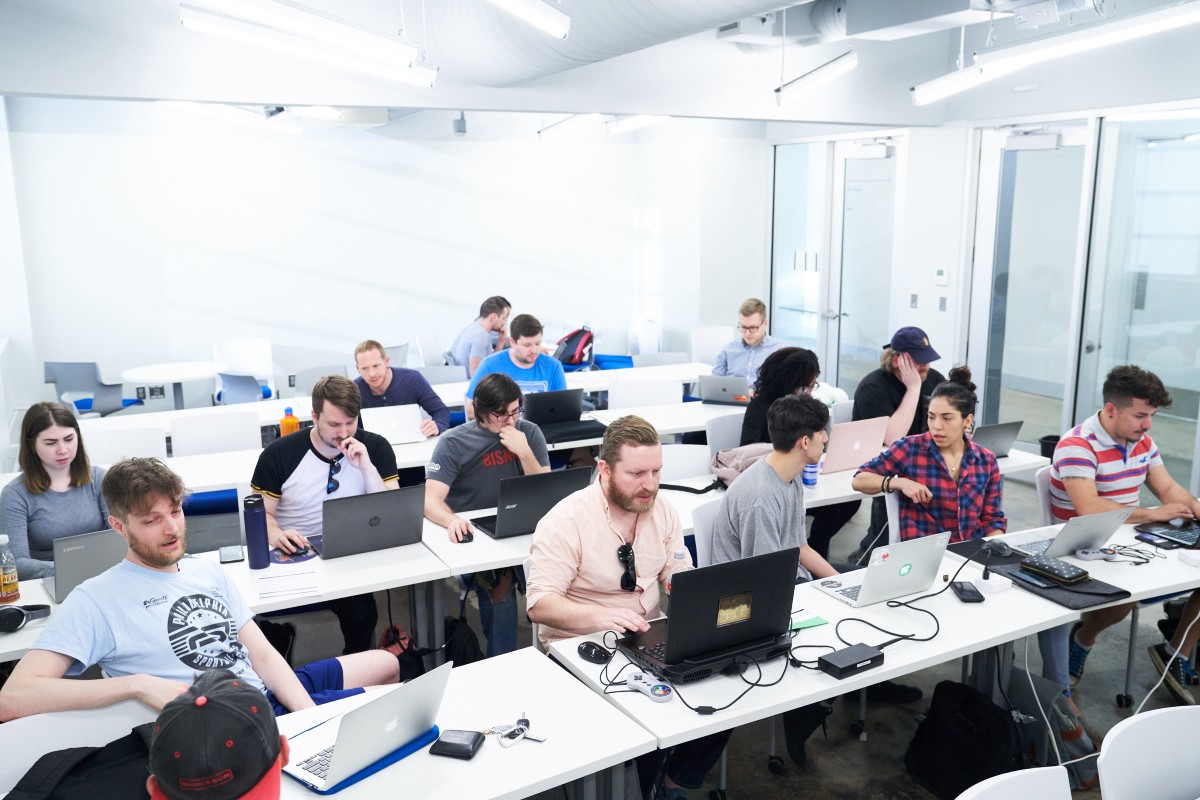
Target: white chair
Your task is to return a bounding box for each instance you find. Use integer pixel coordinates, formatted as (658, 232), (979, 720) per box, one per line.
(628, 319), (661, 356)
(293, 364), (346, 396)
(416, 364), (467, 384)
(1098, 706), (1200, 799)
(384, 342), (410, 368)
(691, 498), (722, 569)
(955, 765), (1071, 799)
(690, 325), (730, 365)
(80, 425), (168, 464)
(705, 413), (745, 456)
(660, 444), (712, 482)
(1034, 465), (1053, 526)
(632, 352), (688, 368)
(171, 412), (261, 457)
(830, 400), (854, 426)
(607, 379), (680, 410)
(213, 338), (275, 399)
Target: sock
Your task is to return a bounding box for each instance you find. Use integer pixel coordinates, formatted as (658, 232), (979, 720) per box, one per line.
(1073, 633), (1092, 651)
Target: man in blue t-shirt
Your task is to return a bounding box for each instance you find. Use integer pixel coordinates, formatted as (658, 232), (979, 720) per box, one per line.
(465, 313), (566, 420)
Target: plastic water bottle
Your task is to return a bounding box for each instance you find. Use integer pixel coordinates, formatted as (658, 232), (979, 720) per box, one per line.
(244, 494), (270, 570)
(280, 407), (300, 437)
(802, 462), (820, 489)
(666, 548), (687, 594)
(0, 534), (20, 604)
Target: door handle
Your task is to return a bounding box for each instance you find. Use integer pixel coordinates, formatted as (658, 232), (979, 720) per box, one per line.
(824, 310), (849, 320)
(1083, 340), (1100, 354)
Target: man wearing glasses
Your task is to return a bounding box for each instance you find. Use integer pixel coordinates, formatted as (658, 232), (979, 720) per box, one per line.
(251, 375), (399, 654)
(711, 297), (785, 383)
(425, 373), (550, 656)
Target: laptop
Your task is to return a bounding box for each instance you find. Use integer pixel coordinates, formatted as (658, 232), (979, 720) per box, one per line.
(523, 388), (606, 444)
(309, 485), (424, 559)
(698, 375), (751, 406)
(472, 467), (593, 538)
(284, 661), (452, 794)
(617, 548), (797, 684)
(1006, 507), (1133, 559)
(43, 529), (127, 603)
(970, 421), (1024, 458)
(360, 405), (426, 445)
(821, 417), (890, 474)
(816, 532), (951, 607)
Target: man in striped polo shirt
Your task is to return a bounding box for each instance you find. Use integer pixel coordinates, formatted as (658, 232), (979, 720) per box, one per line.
(1052, 365), (1200, 705)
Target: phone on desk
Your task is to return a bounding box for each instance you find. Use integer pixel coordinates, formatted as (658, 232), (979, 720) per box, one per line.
(950, 581), (985, 603)
(1010, 570), (1055, 590)
(219, 545), (245, 563)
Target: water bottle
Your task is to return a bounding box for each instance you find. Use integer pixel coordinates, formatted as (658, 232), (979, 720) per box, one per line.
(666, 548), (687, 593)
(0, 534), (20, 604)
(280, 407), (300, 437)
(244, 494), (270, 570)
(802, 462), (820, 489)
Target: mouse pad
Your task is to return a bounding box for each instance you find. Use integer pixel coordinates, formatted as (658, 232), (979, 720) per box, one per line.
(270, 548), (317, 565)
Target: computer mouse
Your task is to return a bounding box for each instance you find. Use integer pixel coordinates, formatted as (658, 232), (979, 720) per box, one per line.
(578, 641), (612, 665)
(458, 531), (474, 543)
(980, 539), (1012, 558)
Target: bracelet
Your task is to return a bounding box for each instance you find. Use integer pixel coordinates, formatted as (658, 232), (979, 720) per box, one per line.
(882, 475), (892, 494)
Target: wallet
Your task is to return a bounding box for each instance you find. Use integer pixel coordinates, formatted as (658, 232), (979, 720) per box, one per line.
(429, 729), (485, 760)
(1020, 554), (1089, 585)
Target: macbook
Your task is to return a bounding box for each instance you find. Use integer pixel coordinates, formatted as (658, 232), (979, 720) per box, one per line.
(816, 532), (951, 607)
(698, 375), (751, 406)
(970, 421), (1024, 458)
(43, 529), (127, 603)
(360, 405), (426, 445)
(1006, 507), (1133, 559)
(821, 417), (890, 474)
(617, 548), (797, 684)
(284, 661), (451, 794)
(310, 485), (424, 559)
(472, 467), (593, 538)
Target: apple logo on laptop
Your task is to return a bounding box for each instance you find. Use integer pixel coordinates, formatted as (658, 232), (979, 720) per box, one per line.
(852, 442), (861, 450)
(385, 716), (399, 733)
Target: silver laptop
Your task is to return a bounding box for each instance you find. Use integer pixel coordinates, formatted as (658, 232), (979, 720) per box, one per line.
(360, 405), (426, 445)
(310, 486), (424, 559)
(1006, 507), (1133, 559)
(284, 661), (452, 794)
(821, 417), (890, 474)
(698, 375), (751, 406)
(970, 421), (1024, 458)
(816, 532), (951, 607)
(42, 529), (127, 603)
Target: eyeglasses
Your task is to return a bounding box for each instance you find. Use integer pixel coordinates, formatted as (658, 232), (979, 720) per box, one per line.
(617, 543), (636, 592)
(737, 324), (763, 334)
(326, 456), (343, 495)
(799, 381), (819, 396)
(494, 406), (523, 423)
(0, 604), (51, 633)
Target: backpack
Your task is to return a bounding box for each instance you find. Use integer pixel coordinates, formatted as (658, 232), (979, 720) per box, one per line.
(1006, 667), (1099, 790)
(7, 724), (154, 800)
(710, 443), (773, 487)
(553, 327), (594, 366)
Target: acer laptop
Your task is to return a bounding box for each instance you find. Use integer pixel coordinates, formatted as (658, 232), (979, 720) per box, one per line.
(523, 388), (606, 444)
(310, 485), (424, 559)
(816, 532), (951, 607)
(360, 404), (426, 445)
(821, 417), (890, 474)
(970, 421), (1024, 458)
(472, 467), (593, 539)
(617, 548), (797, 684)
(43, 529), (127, 603)
(698, 375), (751, 406)
(1006, 507), (1133, 559)
(284, 661), (451, 794)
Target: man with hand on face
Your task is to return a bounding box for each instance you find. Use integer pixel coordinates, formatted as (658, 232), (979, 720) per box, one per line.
(450, 295), (511, 379)
(711, 297), (786, 384)
(251, 375), (399, 654)
(352, 339), (449, 437)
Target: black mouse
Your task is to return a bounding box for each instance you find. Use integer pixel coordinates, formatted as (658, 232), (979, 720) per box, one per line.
(458, 531), (474, 543)
(578, 641), (612, 665)
(980, 539), (1013, 558)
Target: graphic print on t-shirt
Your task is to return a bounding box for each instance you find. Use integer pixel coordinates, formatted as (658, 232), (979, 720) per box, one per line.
(168, 593), (247, 671)
(482, 448), (518, 468)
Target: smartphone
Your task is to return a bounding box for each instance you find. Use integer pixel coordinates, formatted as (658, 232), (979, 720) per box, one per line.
(219, 545), (245, 563)
(1010, 570), (1055, 589)
(1135, 532), (1182, 550)
(950, 581), (985, 603)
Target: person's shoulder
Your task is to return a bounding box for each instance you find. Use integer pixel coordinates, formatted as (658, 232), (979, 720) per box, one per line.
(536, 354), (565, 372)
(854, 368), (888, 391)
(1, 473), (26, 496)
(90, 465), (106, 484)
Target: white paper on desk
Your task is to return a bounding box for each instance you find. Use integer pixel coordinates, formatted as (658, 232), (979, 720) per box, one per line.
(256, 569), (319, 600)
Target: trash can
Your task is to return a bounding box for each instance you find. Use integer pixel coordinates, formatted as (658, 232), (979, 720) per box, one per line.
(1039, 435), (1060, 459)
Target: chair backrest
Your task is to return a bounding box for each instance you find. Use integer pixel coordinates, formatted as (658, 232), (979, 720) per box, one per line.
(955, 765), (1070, 800)
(628, 319), (661, 356)
(705, 412), (746, 456)
(80, 425), (168, 464)
(44, 362), (126, 416)
(830, 400), (854, 426)
(1098, 706), (1200, 800)
(523, 555), (546, 654)
(690, 325), (730, 365)
(213, 338), (275, 396)
(1034, 465), (1054, 527)
(660, 444), (713, 482)
(384, 342), (409, 367)
(632, 352), (688, 368)
(216, 373), (266, 405)
(416, 364), (468, 385)
(885, 489), (901, 544)
(171, 411), (261, 457)
(236, 481), (253, 544)
(293, 365), (347, 396)
(607, 379), (681, 410)
(691, 499), (723, 568)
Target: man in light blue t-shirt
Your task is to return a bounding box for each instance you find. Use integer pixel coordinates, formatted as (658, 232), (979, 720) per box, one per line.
(465, 313), (566, 420)
(449, 295), (511, 378)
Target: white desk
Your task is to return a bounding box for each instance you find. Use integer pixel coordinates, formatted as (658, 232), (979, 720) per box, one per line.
(567, 362), (713, 392)
(121, 361), (226, 409)
(590, 401), (742, 437)
(0, 577), (55, 662)
(81, 396), (313, 438)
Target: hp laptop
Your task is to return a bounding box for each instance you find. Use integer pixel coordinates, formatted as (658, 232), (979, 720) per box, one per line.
(523, 388), (606, 444)
(821, 417), (890, 474)
(43, 529), (127, 603)
(970, 421), (1024, 458)
(698, 375), (751, 406)
(473, 467), (593, 538)
(361, 405), (426, 445)
(284, 661), (451, 794)
(816, 532), (951, 607)
(617, 548), (797, 684)
(310, 485), (424, 559)
(1007, 507), (1133, 559)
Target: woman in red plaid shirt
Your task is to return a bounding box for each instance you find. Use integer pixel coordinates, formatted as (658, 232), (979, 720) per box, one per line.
(851, 366), (1006, 543)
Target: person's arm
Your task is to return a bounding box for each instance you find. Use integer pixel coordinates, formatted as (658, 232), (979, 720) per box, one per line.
(411, 374), (450, 435)
(239, 620), (315, 713)
(1, 484), (54, 580)
(799, 545), (837, 579)
(883, 354), (923, 444)
(261, 494), (308, 553)
(339, 436), (387, 493)
(424, 479), (473, 543)
(526, 593), (650, 637)
(1145, 464), (1200, 519)
(711, 347), (729, 377)
(499, 426), (551, 476)
(979, 462), (1007, 537)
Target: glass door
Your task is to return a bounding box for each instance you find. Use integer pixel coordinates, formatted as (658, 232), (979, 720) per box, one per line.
(770, 143), (828, 353)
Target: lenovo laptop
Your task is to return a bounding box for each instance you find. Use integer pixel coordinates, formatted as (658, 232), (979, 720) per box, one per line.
(821, 417), (890, 474)
(360, 404), (426, 445)
(523, 388), (606, 444)
(43, 529), (127, 603)
(284, 661), (451, 794)
(698, 375), (752, 406)
(970, 421), (1024, 458)
(816, 532), (951, 607)
(1006, 507), (1133, 558)
(472, 467), (593, 538)
(310, 485), (424, 559)
(617, 548), (797, 684)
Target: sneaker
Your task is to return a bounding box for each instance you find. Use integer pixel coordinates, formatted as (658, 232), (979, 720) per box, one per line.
(1068, 622), (1089, 686)
(1149, 643), (1196, 706)
(843, 680), (923, 705)
(1182, 655), (1200, 686)
(654, 775), (688, 800)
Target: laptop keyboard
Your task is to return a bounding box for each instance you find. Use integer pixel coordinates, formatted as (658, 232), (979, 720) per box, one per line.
(1158, 522), (1200, 547)
(1015, 538), (1051, 556)
(638, 642), (667, 661)
(472, 516), (498, 536)
(837, 585), (861, 601)
(299, 746), (335, 780)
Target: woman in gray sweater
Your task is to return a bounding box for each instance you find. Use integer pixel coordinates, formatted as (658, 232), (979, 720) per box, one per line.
(1, 402), (108, 579)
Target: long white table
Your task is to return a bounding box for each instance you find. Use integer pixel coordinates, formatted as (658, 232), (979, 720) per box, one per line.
(590, 401), (743, 437)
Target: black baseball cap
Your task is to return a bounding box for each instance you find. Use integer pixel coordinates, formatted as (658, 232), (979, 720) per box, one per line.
(886, 326), (940, 364)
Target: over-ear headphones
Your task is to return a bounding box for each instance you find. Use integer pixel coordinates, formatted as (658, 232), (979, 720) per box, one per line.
(0, 604), (51, 633)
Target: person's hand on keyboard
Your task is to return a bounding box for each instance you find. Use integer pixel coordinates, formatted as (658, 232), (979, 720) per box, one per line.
(1146, 504), (1196, 523)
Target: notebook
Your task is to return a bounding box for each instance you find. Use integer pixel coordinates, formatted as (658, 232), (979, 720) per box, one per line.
(522, 388), (606, 444)
(821, 417), (890, 474)
(617, 547), (797, 684)
(698, 375), (752, 406)
(1006, 507), (1132, 558)
(970, 421), (1024, 458)
(472, 467), (593, 539)
(283, 661), (451, 794)
(309, 485), (424, 559)
(816, 532), (951, 607)
(42, 529), (127, 603)
(360, 405), (426, 445)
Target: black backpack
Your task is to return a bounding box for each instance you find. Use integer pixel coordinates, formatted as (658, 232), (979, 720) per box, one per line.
(553, 327), (594, 366)
(6, 724), (153, 800)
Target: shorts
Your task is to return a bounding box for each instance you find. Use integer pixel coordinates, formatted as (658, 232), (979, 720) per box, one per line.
(265, 656), (365, 716)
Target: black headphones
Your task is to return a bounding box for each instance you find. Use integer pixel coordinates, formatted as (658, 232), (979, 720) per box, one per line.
(0, 604), (51, 633)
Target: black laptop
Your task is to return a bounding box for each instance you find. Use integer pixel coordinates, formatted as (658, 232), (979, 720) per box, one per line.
(310, 485), (424, 558)
(523, 388), (606, 444)
(617, 548), (798, 684)
(472, 467), (593, 538)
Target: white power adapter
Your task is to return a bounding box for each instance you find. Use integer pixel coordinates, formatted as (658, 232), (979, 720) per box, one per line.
(974, 574), (1013, 594)
(1179, 550), (1200, 568)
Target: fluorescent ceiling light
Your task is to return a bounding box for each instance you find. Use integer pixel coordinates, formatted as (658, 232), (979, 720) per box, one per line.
(1185, 133), (1200, 143)
(775, 50), (857, 105)
(487, 0), (570, 39)
(911, 63), (1018, 106)
(606, 115), (669, 134)
(537, 113), (601, 140)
